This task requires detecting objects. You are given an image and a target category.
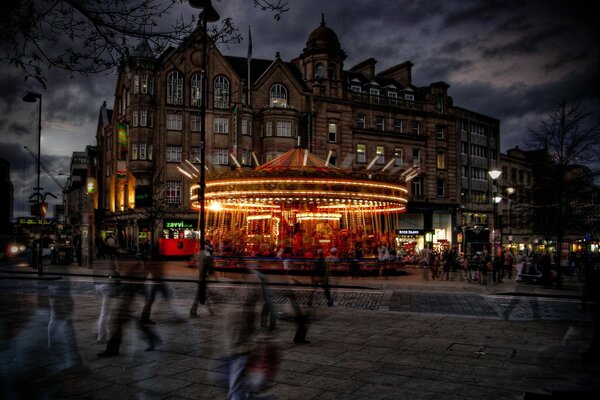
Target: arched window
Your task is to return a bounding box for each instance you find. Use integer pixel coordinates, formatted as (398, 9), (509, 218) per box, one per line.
(328, 63), (336, 79)
(270, 84), (288, 108)
(214, 76), (230, 109)
(190, 73), (202, 107)
(315, 63), (324, 80)
(166, 71), (183, 105)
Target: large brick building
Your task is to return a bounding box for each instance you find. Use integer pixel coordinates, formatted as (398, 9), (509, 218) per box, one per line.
(96, 16), (500, 256)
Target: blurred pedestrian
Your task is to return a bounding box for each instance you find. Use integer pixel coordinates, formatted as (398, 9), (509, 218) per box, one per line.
(141, 259), (184, 325)
(94, 259), (120, 342)
(97, 261), (161, 357)
(349, 243), (362, 279)
(312, 248), (333, 306)
(582, 254), (600, 367)
(189, 243), (214, 317)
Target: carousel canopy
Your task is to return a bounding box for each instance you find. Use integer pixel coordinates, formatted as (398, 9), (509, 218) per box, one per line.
(255, 147), (341, 173)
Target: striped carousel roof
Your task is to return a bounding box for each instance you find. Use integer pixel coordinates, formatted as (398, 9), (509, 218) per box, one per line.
(255, 147), (341, 173)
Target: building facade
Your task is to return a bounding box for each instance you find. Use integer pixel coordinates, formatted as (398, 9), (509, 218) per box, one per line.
(96, 17), (501, 256)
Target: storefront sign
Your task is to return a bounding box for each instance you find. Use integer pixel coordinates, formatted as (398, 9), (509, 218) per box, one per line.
(164, 220), (195, 229)
(396, 229), (423, 235)
(17, 217), (53, 225)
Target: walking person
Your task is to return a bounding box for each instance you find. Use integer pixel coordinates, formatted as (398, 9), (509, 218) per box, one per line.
(504, 248), (514, 280)
(105, 234), (117, 259)
(312, 248), (333, 306)
(97, 260), (161, 357)
(94, 259), (120, 342)
(189, 241), (214, 317)
(349, 242), (362, 279)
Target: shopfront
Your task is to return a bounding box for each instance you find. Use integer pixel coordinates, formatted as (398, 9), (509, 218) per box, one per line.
(158, 219), (199, 257)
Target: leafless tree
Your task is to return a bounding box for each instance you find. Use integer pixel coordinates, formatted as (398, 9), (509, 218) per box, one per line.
(0, 0), (288, 87)
(526, 99), (600, 286)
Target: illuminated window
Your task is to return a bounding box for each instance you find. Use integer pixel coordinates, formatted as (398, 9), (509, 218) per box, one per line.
(328, 123), (337, 142)
(376, 145), (385, 164)
(191, 73), (202, 107)
(437, 151), (445, 169)
(394, 147), (403, 166)
(147, 144), (153, 160)
(166, 71), (183, 105)
(270, 84), (288, 108)
(130, 143), (138, 160)
(356, 144), (366, 163)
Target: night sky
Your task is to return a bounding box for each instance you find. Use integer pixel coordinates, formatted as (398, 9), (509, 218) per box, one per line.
(1, 0), (598, 218)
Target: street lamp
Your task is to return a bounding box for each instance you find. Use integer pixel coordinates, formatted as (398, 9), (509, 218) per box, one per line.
(189, 0), (219, 252)
(23, 91), (43, 275)
(488, 169), (501, 259)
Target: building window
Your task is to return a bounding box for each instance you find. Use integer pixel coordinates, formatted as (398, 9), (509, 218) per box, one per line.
(328, 123), (337, 142)
(166, 71), (183, 105)
(166, 181), (181, 204)
(277, 121), (292, 137)
(412, 148), (421, 165)
(132, 110), (139, 127)
(393, 119), (403, 133)
(140, 110), (147, 126)
(239, 149), (251, 166)
(191, 115), (201, 132)
(412, 177), (423, 197)
(148, 144), (153, 160)
(315, 63), (324, 80)
(242, 119), (251, 136)
(147, 110), (153, 127)
(166, 113), (182, 130)
(437, 127), (445, 139)
(130, 143), (138, 160)
(191, 73), (202, 107)
(437, 177), (445, 197)
(133, 75), (140, 94)
(139, 143), (147, 160)
(436, 95), (444, 114)
(265, 122), (272, 137)
(411, 121), (420, 135)
(214, 117), (229, 134)
(461, 142), (468, 154)
(356, 144), (366, 163)
(214, 76), (230, 109)
(370, 88), (380, 103)
(394, 147), (403, 166)
(375, 116), (385, 131)
(351, 85), (361, 100)
(462, 165), (468, 178)
(166, 146), (182, 162)
(214, 148), (229, 165)
(265, 151), (281, 162)
(436, 151), (445, 169)
(270, 84), (288, 108)
(327, 63), (336, 79)
(191, 146), (201, 163)
(376, 145), (385, 164)
(141, 74), (152, 95)
(404, 93), (414, 101)
(356, 113), (365, 129)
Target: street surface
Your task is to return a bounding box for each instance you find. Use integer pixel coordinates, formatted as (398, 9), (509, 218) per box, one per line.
(1, 258), (598, 399)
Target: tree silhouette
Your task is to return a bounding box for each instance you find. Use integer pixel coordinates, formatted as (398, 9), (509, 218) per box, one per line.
(526, 99), (600, 286)
(0, 0), (288, 87)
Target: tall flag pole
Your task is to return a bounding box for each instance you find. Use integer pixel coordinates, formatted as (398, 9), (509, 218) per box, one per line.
(247, 25), (252, 106)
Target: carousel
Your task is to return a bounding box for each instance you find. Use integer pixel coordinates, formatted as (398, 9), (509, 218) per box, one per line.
(186, 147), (412, 269)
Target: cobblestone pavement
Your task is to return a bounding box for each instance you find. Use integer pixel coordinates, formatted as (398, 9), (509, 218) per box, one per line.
(1, 263), (599, 399)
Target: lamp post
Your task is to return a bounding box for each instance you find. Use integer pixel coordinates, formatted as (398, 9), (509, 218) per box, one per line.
(488, 169), (502, 260)
(23, 91), (43, 275)
(189, 0), (219, 255)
